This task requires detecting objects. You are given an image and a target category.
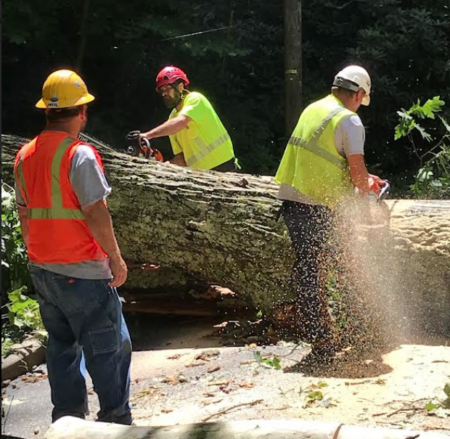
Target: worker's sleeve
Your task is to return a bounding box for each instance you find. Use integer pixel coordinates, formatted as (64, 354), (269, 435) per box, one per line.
(70, 145), (112, 209)
(338, 115), (366, 156)
(169, 134), (183, 155)
(178, 93), (205, 122)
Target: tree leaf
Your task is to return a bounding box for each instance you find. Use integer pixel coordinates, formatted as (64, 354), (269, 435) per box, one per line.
(444, 383), (450, 398)
(425, 402), (440, 411)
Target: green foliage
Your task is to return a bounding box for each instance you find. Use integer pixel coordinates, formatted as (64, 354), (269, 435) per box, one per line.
(6, 287), (44, 332)
(303, 381), (336, 408)
(424, 383), (450, 411)
(395, 98), (450, 198)
(395, 96), (445, 141)
(2, 1), (450, 178)
(1, 184), (45, 355)
(1, 184), (32, 294)
(307, 390), (324, 401)
(253, 350), (282, 370)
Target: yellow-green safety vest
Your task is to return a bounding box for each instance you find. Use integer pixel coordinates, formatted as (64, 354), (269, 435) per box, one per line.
(275, 94), (355, 208)
(169, 92), (235, 170)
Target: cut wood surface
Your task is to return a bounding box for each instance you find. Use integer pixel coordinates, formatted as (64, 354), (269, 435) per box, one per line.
(2, 134), (449, 335)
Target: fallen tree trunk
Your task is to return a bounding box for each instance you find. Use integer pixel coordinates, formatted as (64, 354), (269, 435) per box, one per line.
(2, 134), (449, 336)
(45, 416), (449, 439)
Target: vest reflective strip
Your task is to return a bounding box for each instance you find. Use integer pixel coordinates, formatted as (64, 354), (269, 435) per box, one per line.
(18, 137), (85, 220)
(186, 133), (231, 167)
(288, 107), (348, 170)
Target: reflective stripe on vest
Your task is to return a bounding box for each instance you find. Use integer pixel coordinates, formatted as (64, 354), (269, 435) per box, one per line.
(16, 137), (85, 220)
(186, 133), (231, 167)
(288, 106), (347, 170)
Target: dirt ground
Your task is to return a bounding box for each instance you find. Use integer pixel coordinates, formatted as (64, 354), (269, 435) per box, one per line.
(2, 315), (450, 438)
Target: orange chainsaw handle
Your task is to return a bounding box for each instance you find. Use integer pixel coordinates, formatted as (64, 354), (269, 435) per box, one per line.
(140, 138), (164, 162)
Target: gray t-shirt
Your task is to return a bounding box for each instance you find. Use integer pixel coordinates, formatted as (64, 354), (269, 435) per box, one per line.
(16, 144), (113, 279)
(334, 114), (365, 157)
(278, 114), (365, 204)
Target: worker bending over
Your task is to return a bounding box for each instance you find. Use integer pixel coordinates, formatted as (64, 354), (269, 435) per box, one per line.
(129, 66), (237, 172)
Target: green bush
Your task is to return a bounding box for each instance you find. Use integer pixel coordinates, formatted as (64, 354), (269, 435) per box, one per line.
(395, 97), (450, 198)
(1, 184), (46, 355)
(1, 184), (32, 294)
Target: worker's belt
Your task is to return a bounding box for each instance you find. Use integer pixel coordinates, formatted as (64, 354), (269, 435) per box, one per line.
(186, 133), (231, 167)
(288, 107), (348, 170)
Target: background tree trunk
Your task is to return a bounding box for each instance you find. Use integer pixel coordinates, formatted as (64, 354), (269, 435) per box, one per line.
(2, 134), (449, 337)
(284, 0), (302, 135)
(76, 0), (91, 71)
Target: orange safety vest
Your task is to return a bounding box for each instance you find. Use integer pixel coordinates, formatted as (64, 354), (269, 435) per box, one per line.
(14, 132), (107, 264)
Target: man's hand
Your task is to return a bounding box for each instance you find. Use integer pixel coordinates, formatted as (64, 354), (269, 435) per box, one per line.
(126, 130), (141, 141)
(109, 254), (128, 288)
(83, 200), (127, 288)
(368, 174), (387, 195)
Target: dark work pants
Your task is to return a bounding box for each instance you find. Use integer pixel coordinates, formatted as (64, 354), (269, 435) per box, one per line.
(281, 200), (335, 344)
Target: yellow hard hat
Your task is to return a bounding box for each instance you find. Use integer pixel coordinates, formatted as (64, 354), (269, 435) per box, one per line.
(35, 69), (95, 109)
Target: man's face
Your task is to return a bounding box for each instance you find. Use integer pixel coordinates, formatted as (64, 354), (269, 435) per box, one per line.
(158, 84), (182, 109)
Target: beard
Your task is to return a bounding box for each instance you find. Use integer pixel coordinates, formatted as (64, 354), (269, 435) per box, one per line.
(163, 92), (182, 109)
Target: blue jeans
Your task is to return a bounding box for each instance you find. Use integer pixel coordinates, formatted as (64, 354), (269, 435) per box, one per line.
(29, 266), (132, 425)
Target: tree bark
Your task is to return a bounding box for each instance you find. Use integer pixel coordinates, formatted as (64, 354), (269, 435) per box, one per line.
(284, 0), (302, 135)
(2, 134), (449, 336)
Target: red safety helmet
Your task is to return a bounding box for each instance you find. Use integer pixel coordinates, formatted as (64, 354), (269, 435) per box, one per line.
(155, 66), (190, 92)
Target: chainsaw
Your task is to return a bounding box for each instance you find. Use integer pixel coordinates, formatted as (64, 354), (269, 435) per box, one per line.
(378, 180), (390, 201)
(125, 131), (164, 162)
(368, 174), (390, 202)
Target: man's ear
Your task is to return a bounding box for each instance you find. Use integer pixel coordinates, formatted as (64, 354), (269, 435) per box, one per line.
(80, 105), (88, 119)
(177, 82), (185, 93)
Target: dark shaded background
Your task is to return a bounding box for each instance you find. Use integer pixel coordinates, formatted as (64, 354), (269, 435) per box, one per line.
(3, 0), (449, 186)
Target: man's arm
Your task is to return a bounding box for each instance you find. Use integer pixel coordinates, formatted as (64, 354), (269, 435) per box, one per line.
(17, 206), (30, 248)
(170, 152), (187, 167)
(82, 200), (127, 288)
(142, 115), (191, 140)
(347, 154), (370, 196)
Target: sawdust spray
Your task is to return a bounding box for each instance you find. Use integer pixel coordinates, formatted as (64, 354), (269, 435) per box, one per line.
(333, 198), (411, 348)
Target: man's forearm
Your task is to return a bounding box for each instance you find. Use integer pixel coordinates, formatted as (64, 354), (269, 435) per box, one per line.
(83, 200), (122, 260)
(143, 115), (189, 140)
(347, 154), (370, 196)
(351, 168), (370, 195)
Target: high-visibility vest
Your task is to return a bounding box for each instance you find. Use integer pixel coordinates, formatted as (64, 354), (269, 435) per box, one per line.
(168, 92), (235, 170)
(275, 95), (355, 208)
(14, 132), (107, 264)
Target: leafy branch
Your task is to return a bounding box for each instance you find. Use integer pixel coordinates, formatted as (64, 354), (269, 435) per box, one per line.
(424, 383), (450, 412)
(395, 97), (450, 198)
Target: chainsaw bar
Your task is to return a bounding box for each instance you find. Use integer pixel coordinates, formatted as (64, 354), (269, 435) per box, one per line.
(78, 132), (117, 153)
